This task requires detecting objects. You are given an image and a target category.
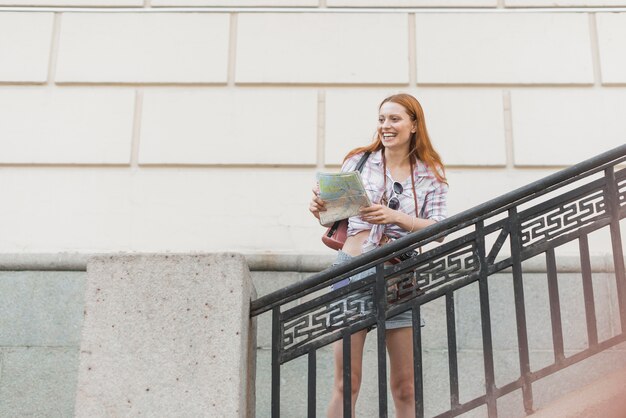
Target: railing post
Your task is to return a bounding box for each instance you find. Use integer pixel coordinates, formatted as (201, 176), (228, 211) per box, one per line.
(579, 235), (599, 347)
(546, 248), (565, 363)
(342, 332), (352, 418)
(271, 306), (281, 418)
(307, 350), (316, 418)
(375, 264), (389, 418)
(446, 292), (460, 409)
(412, 302), (424, 418)
(605, 167), (626, 329)
(509, 207), (534, 415)
(476, 220), (498, 417)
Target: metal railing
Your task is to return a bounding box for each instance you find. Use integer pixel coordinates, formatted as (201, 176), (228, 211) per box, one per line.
(250, 144), (626, 418)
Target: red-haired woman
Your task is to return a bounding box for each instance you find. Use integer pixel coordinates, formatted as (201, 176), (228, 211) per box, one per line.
(309, 93), (448, 417)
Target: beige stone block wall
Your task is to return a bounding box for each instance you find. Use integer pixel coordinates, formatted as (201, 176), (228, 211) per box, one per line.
(328, 0), (496, 5)
(597, 13), (626, 84)
(153, 0), (317, 5)
(506, 0), (626, 6)
(0, 6), (624, 256)
(0, 168), (317, 253)
(0, 169), (134, 252)
(511, 89), (626, 166)
(236, 13), (409, 84)
(56, 13), (230, 83)
(415, 13), (594, 85)
(0, 88), (135, 164)
(0, 13), (53, 82)
(0, 0), (141, 5)
(140, 89), (318, 165)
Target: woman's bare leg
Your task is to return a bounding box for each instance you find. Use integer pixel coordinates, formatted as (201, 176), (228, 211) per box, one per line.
(327, 329), (368, 418)
(387, 327), (416, 418)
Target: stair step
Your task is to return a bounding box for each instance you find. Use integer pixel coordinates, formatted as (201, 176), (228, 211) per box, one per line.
(528, 365), (626, 418)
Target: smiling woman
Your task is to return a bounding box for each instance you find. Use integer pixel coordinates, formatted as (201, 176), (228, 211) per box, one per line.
(309, 93), (449, 418)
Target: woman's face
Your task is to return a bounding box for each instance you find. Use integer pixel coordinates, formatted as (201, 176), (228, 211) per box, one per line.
(377, 101), (416, 151)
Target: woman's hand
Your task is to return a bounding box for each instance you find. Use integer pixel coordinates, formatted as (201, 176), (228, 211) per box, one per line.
(309, 186), (326, 220)
(359, 204), (400, 225)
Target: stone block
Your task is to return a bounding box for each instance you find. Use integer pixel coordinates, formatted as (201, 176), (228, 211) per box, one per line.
(329, 0), (496, 5)
(0, 167), (328, 254)
(415, 13), (593, 84)
(0, 0), (140, 4)
(0, 89), (134, 164)
(0, 12), (53, 82)
(597, 13), (626, 85)
(0, 169), (134, 253)
(324, 89), (505, 166)
(506, 0), (626, 5)
(0, 348), (80, 418)
(153, 0), (315, 4)
(128, 168), (320, 252)
(511, 89), (626, 166)
(56, 13), (229, 83)
(75, 254), (254, 417)
(236, 13), (409, 84)
(0, 271), (86, 346)
(139, 89), (317, 165)
(444, 167), (558, 222)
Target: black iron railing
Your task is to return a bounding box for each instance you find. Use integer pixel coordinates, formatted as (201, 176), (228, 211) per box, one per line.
(250, 144), (626, 418)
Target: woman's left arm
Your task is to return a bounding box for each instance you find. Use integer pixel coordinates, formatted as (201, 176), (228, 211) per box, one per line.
(358, 205), (437, 232)
(358, 179), (448, 236)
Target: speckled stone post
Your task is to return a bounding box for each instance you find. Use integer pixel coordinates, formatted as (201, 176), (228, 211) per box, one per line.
(74, 254), (255, 417)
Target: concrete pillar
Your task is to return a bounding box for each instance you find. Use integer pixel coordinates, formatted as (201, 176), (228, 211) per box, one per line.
(74, 254), (255, 417)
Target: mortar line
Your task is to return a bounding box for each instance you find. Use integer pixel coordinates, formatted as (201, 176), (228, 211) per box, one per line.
(319, 0), (327, 7)
(130, 90), (143, 168)
(144, 0), (151, 6)
(408, 13), (417, 86)
(503, 90), (514, 169)
(588, 13), (603, 87)
(47, 12), (62, 85)
(227, 13), (238, 87)
(317, 89), (326, 170)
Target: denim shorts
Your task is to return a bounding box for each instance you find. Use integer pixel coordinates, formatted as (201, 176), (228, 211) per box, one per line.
(330, 251), (421, 330)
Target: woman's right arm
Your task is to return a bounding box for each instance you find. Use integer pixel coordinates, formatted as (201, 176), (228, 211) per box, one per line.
(310, 154), (359, 221)
(309, 184), (326, 220)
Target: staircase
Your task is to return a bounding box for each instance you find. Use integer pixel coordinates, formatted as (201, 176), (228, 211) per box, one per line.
(250, 144), (626, 418)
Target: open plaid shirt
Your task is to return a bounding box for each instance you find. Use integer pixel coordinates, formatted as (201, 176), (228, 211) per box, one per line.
(342, 149), (449, 252)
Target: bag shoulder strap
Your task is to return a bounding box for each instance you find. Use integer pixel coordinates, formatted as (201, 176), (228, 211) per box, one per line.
(355, 151), (371, 172)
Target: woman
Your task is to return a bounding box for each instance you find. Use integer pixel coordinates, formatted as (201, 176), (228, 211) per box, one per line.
(309, 93), (448, 417)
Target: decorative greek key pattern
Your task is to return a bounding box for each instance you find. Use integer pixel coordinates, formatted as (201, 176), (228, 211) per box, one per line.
(386, 243), (479, 303)
(520, 190), (606, 248)
(282, 289), (374, 352)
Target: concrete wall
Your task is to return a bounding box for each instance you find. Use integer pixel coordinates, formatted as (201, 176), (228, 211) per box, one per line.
(0, 4), (625, 257)
(2, 259), (624, 417)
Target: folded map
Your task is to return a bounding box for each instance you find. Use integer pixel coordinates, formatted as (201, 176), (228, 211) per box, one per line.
(317, 171), (371, 227)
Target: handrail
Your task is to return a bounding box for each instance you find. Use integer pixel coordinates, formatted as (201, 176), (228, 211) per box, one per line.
(250, 143), (626, 317)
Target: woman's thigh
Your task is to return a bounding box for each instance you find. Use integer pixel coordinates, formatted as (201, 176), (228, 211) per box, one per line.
(386, 327), (415, 385)
(332, 329), (369, 381)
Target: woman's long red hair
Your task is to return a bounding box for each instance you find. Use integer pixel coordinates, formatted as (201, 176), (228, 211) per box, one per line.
(344, 93), (446, 183)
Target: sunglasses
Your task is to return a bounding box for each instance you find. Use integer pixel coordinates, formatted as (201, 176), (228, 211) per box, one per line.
(387, 181), (403, 210)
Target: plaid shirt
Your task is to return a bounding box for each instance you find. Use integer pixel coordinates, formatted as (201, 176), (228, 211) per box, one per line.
(342, 149), (448, 252)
